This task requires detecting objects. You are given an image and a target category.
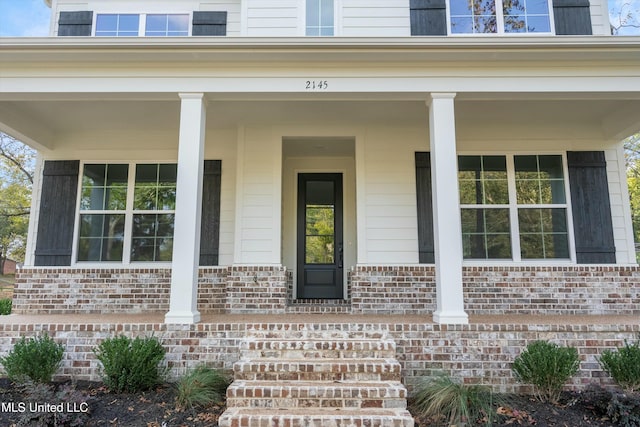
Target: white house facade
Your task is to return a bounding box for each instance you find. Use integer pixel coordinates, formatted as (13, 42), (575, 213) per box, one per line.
(1, 0), (639, 326)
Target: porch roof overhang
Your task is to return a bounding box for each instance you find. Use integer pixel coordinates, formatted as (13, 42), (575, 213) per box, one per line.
(1, 36), (640, 150)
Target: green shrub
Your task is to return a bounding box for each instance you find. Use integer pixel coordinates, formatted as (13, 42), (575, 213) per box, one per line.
(512, 340), (579, 404)
(599, 338), (640, 393)
(411, 373), (495, 426)
(0, 333), (64, 383)
(0, 298), (11, 315)
(175, 365), (231, 410)
(93, 335), (166, 393)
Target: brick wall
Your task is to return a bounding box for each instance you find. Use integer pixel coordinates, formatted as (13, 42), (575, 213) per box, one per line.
(225, 266), (287, 313)
(351, 265), (640, 315)
(0, 320), (637, 393)
(14, 265), (640, 315)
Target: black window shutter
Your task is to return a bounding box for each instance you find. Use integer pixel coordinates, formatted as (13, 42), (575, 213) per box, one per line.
(567, 151), (616, 263)
(199, 160), (222, 266)
(415, 152), (435, 263)
(553, 0), (593, 35)
(34, 160), (80, 266)
(58, 11), (93, 36)
(192, 11), (227, 36)
(410, 0), (447, 36)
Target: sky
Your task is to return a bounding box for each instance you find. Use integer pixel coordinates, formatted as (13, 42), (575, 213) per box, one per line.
(0, 0), (51, 37)
(0, 0), (639, 37)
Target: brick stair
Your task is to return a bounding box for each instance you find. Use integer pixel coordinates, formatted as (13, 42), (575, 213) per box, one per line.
(218, 330), (414, 427)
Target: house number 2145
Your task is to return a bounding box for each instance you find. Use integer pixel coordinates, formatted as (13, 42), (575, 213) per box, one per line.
(305, 80), (329, 90)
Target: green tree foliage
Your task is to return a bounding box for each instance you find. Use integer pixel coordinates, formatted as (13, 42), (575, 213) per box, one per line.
(625, 134), (640, 262)
(0, 133), (35, 268)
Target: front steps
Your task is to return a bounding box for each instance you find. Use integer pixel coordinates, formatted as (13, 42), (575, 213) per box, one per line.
(218, 330), (414, 427)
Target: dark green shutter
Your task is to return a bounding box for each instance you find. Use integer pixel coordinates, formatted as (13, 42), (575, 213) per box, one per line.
(192, 11), (227, 36)
(199, 160), (222, 266)
(410, 0), (447, 36)
(58, 11), (93, 36)
(567, 151), (616, 263)
(553, 0), (593, 35)
(34, 160), (80, 266)
(415, 152), (435, 263)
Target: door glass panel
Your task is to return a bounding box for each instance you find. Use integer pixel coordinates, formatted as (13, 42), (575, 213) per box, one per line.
(305, 181), (335, 264)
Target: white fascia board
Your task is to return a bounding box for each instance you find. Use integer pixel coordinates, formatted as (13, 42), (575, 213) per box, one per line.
(2, 36), (640, 64)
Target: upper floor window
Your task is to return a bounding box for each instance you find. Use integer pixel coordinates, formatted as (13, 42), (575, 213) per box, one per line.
(450, 0), (552, 34)
(96, 14), (140, 36)
(145, 14), (189, 36)
(306, 0), (334, 36)
(95, 13), (189, 37)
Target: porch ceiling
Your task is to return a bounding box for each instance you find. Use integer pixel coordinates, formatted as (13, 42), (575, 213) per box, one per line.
(1, 97), (638, 151)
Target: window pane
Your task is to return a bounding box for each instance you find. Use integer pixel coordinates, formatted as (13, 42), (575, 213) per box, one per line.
(119, 15), (139, 32)
(77, 214), (125, 261)
(321, 0), (334, 26)
(518, 208), (569, 259)
(131, 214), (174, 262)
(461, 208), (511, 259)
(146, 14), (166, 32)
(458, 155), (507, 205)
(450, 0), (497, 33)
(95, 14), (117, 35)
(80, 164), (128, 210)
(515, 155), (565, 205)
(504, 0), (550, 33)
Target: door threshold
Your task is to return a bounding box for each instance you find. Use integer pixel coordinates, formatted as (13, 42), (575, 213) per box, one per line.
(286, 298), (352, 314)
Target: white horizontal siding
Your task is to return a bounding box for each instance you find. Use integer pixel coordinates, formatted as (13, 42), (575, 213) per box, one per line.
(235, 127), (280, 264)
(245, 0), (299, 36)
(606, 147), (636, 264)
(588, 0), (611, 35)
(341, 0), (410, 37)
(362, 127), (424, 264)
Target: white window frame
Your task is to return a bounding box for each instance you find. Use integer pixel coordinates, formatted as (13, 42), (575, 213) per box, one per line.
(446, 0), (555, 36)
(93, 13), (192, 37)
(303, 0), (341, 36)
(72, 161), (177, 267)
(459, 152), (575, 265)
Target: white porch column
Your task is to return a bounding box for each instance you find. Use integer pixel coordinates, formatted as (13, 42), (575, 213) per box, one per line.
(165, 93), (206, 324)
(428, 93), (469, 324)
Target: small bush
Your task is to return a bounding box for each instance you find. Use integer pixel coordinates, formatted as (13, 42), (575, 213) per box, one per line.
(175, 365), (231, 410)
(599, 338), (640, 393)
(411, 373), (495, 426)
(607, 390), (640, 427)
(0, 298), (11, 315)
(93, 335), (166, 393)
(0, 333), (64, 383)
(512, 340), (579, 404)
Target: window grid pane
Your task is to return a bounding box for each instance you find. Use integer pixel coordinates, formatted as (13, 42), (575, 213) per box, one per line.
(145, 14), (189, 36)
(450, 0), (551, 34)
(306, 0), (334, 36)
(96, 14), (140, 36)
(457, 153), (570, 261)
(77, 163), (177, 263)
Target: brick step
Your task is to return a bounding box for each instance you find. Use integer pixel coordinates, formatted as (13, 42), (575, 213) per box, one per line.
(240, 339), (396, 359)
(218, 408), (415, 427)
(234, 358), (402, 382)
(245, 329), (390, 340)
(226, 380), (407, 409)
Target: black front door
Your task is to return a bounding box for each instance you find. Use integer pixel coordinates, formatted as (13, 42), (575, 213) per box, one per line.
(297, 173), (343, 299)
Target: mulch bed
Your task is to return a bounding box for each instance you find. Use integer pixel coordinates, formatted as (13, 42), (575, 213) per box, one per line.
(0, 378), (625, 426)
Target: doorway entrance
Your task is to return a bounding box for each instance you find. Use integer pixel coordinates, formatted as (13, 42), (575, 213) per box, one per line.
(296, 173), (343, 299)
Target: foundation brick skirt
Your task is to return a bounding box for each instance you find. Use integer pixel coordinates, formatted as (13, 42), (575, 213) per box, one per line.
(13, 265), (640, 315)
(0, 319), (637, 394)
